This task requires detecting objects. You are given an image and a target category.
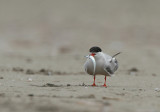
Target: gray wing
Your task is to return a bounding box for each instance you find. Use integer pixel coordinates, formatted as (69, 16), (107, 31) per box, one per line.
(104, 58), (118, 75)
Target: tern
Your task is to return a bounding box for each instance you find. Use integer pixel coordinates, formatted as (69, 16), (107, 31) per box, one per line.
(84, 46), (120, 87)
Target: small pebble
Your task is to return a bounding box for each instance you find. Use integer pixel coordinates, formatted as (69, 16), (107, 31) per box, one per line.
(28, 94), (34, 97)
(82, 83), (86, 86)
(79, 83), (86, 86)
(26, 58), (32, 63)
(67, 84), (71, 86)
(26, 69), (35, 74)
(27, 78), (32, 82)
(155, 88), (160, 92)
(0, 93), (5, 97)
(152, 73), (157, 76)
(0, 77), (4, 79)
(16, 95), (21, 97)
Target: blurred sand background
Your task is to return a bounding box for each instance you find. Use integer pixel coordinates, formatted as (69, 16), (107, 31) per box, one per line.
(0, 0), (160, 112)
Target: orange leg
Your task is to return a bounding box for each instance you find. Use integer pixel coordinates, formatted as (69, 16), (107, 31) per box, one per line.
(92, 75), (96, 86)
(103, 76), (107, 87)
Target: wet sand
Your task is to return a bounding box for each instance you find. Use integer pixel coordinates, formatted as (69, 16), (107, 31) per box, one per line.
(0, 54), (160, 112)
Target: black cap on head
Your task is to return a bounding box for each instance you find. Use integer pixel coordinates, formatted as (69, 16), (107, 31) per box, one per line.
(89, 46), (102, 53)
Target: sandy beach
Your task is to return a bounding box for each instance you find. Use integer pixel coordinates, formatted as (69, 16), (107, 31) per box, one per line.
(0, 1), (160, 112)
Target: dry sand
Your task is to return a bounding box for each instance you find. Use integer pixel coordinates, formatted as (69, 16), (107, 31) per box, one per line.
(0, 1), (160, 112)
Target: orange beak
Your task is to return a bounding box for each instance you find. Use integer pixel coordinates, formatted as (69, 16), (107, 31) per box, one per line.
(91, 53), (96, 56)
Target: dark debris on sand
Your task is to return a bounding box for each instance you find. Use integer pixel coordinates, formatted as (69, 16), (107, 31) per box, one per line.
(0, 93), (5, 97)
(79, 83), (87, 86)
(26, 69), (35, 75)
(38, 69), (53, 75)
(128, 67), (139, 72)
(1, 66), (86, 76)
(25, 58), (32, 63)
(77, 94), (95, 99)
(152, 73), (157, 76)
(128, 67), (139, 75)
(102, 97), (120, 101)
(42, 83), (62, 87)
(12, 67), (24, 72)
(28, 94), (34, 97)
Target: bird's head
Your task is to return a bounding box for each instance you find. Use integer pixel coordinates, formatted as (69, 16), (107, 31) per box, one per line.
(89, 46), (102, 56)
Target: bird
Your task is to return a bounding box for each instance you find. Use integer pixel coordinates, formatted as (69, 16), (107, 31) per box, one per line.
(84, 46), (120, 87)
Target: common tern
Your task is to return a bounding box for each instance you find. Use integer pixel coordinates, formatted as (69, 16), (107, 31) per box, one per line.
(84, 46), (120, 87)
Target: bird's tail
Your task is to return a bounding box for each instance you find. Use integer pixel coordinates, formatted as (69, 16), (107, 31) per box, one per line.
(112, 52), (121, 58)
